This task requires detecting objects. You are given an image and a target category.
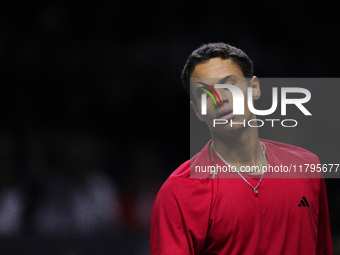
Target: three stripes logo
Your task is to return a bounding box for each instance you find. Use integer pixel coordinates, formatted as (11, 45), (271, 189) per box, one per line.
(298, 196), (310, 207)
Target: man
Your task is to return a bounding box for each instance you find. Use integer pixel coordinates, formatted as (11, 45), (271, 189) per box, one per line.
(150, 43), (333, 254)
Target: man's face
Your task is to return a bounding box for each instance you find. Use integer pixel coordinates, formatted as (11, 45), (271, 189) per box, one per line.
(190, 57), (260, 135)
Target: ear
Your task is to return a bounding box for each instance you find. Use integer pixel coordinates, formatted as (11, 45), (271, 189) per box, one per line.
(250, 76), (261, 101)
(190, 101), (205, 122)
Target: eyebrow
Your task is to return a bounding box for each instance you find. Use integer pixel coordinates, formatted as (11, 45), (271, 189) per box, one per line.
(217, 75), (237, 84)
(195, 83), (211, 94)
(195, 75), (237, 90)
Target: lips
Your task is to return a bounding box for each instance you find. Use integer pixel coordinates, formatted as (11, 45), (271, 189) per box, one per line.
(217, 108), (234, 120)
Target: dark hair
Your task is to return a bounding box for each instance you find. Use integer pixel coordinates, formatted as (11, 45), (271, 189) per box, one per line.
(181, 43), (254, 96)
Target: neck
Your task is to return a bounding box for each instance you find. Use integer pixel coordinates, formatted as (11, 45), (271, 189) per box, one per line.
(211, 125), (263, 170)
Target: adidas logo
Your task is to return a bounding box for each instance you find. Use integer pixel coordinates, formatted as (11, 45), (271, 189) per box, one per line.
(298, 196), (310, 207)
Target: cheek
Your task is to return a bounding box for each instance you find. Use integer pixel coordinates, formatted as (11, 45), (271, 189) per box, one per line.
(243, 89), (252, 112)
(194, 94), (203, 109)
(202, 107), (216, 123)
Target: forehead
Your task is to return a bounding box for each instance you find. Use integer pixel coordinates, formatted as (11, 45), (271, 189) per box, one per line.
(191, 58), (244, 79)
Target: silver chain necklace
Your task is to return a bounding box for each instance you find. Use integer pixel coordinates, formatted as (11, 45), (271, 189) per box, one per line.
(211, 141), (266, 196)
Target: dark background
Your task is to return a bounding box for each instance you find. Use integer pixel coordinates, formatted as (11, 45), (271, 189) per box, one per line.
(0, 1), (339, 254)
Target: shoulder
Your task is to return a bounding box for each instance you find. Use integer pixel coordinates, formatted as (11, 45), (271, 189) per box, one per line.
(160, 159), (212, 196)
(155, 146), (213, 204)
(261, 138), (320, 164)
(152, 166), (212, 219)
(168, 139), (212, 180)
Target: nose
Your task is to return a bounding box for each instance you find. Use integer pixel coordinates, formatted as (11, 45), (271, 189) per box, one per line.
(215, 88), (230, 107)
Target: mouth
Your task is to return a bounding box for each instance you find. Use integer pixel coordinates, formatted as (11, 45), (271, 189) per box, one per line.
(217, 108), (234, 120)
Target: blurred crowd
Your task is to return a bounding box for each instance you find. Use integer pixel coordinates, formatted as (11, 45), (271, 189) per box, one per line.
(0, 1), (183, 241)
(0, 127), (165, 237)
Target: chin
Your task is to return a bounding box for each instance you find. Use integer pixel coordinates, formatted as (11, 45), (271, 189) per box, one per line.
(211, 124), (245, 136)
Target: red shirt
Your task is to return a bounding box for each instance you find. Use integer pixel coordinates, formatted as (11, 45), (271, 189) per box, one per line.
(150, 139), (333, 255)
